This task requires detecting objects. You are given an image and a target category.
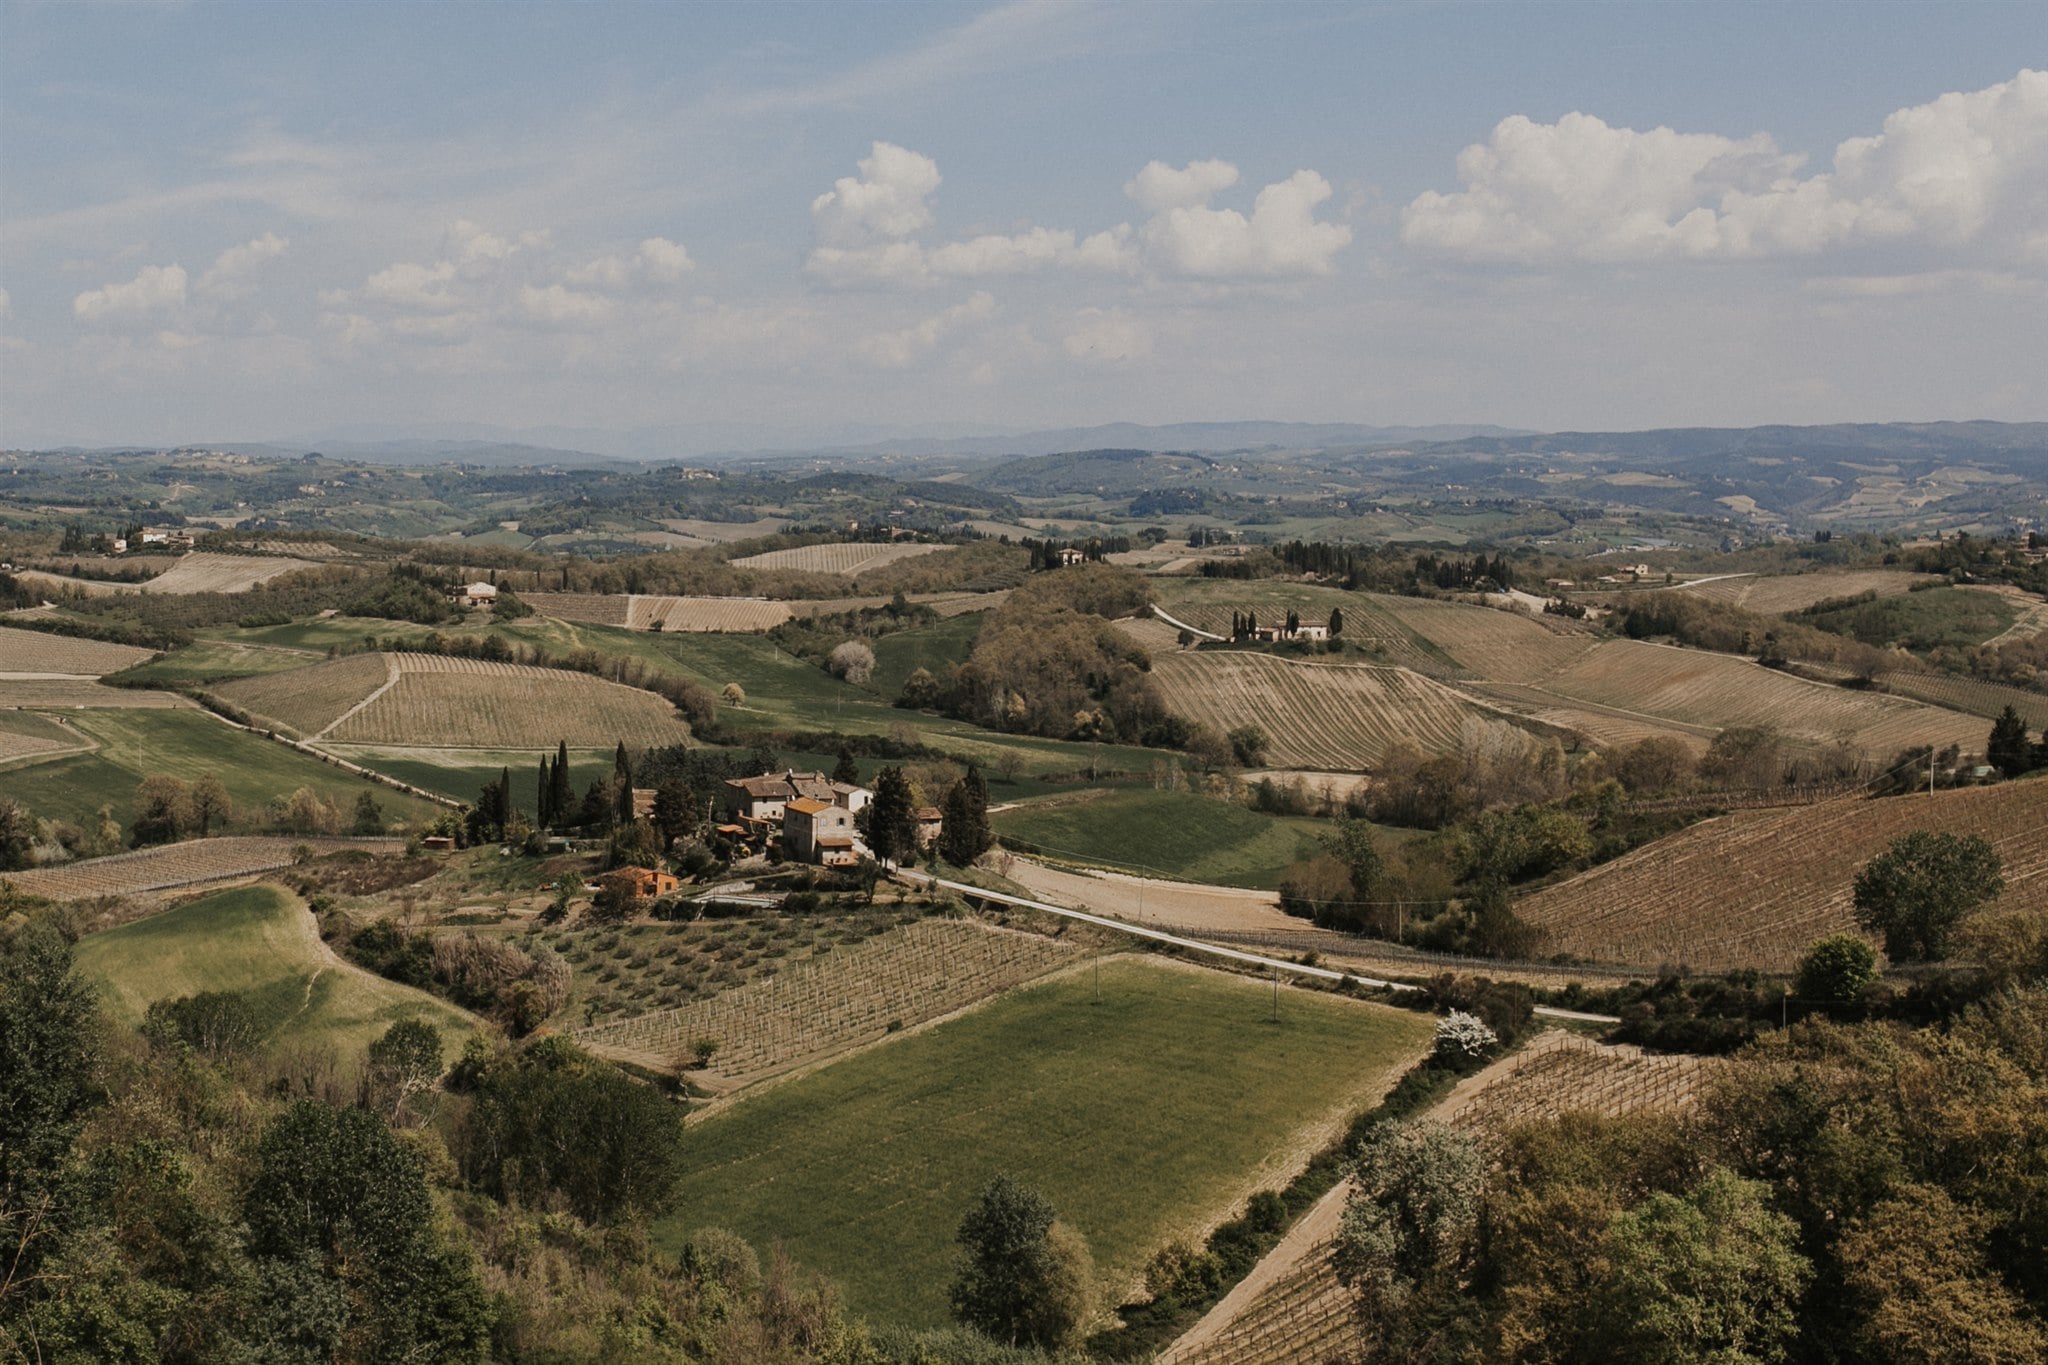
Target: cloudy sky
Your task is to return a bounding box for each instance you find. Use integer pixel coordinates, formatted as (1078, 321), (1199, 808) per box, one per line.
(3, 0), (2044, 451)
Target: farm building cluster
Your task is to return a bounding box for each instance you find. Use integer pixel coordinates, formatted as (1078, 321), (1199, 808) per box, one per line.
(717, 769), (942, 867)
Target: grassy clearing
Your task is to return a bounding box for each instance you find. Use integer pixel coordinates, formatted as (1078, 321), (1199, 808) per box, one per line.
(658, 956), (1432, 1327)
(320, 745), (617, 806)
(1797, 584), (2018, 652)
(6, 708), (441, 834)
(992, 788), (1327, 888)
(73, 884), (477, 1064)
(106, 638), (320, 686)
(868, 612), (984, 699)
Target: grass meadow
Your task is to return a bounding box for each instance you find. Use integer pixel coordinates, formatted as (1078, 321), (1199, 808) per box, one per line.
(73, 885), (477, 1065)
(8, 708), (442, 834)
(658, 955), (1432, 1327)
(992, 788), (1327, 888)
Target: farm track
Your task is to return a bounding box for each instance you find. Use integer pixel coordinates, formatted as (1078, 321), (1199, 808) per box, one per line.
(2, 835), (403, 900)
(1164, 1032), (1713, 1365)
(1520, 780), (2048, 972)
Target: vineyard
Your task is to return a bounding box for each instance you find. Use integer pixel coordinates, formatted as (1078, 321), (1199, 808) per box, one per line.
(322, 653), (691, 748)
(575, 917), (1080, 1080)
(1877, 670), (2048, 728)
(730, 541), (952, 576)
(1165, 1031), (1715, 1365)
(1536, 639), (1986, 756)
(1369, 595), (1598, 680)
(1677, 569), (1937, 615)
(1148, 650), (1532, 770)
(626, 595), (794, 632)
(0, 625), (157, 676)
(1519, 779), (2048, 972)
(213, 652), (394, 737)
(1, 835), (404, 900)
(521, 591), (630, 626)
(141, 552), (325, 594)
(658, 516), (788, 542)
(0, 678), (194, 709)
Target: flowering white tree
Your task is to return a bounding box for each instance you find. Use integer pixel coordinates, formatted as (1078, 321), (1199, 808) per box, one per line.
(827, 640), (875, 685)
(1433, 1009), (1498, 1062)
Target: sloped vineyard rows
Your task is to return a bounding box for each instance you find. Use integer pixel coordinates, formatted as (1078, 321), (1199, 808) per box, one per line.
(213, 652), (392, 736)
(1519, 781), (2048, 972)
(327, 661), (689, 748)
(1148, 651), (1528, 770)
(1542, 640), (1986, 756)
(1878, 670), (2048, 729)
(574, 918), (1079, 1077)
(0, 626), (157, 676)
(1, 835), (403, 900)
(1370, 596), (1598, 680)
(1676, 570), (1933, 615)
(729, 542), (952, 576)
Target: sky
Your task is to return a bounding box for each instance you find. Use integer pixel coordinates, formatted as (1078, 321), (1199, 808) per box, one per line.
(3, 0), (2045, 452)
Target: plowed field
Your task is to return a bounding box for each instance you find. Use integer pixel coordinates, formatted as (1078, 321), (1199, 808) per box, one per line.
(0, 626), (156, 676)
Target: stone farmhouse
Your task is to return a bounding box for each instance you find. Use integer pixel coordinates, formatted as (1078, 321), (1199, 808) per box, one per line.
(784, 799), (859, 867)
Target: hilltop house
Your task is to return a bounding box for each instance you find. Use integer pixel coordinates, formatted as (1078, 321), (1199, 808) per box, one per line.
(452, 582), (498, 608)
(784, 798), (859, 867)
(1054, 547), (1087, 567)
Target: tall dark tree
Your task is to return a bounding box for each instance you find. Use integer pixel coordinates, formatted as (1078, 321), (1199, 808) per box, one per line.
(537, 753), (553, 828)
(612, 742), (635, 828)
(832, 747), (861, 786)
(861, 765), (917, 867)
(1328, 606), (1344, 638)
(1987, 706), (2034, 777)
(939, 762), (994, 866)
(652, 778), (693, 847)
(551, 740), (573, 820)
(0, 921), (100, 1197)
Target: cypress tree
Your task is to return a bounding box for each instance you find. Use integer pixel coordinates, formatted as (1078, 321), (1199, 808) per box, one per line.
(537, 754), (553, 828)
(612, 743), (634, 828)
(552, 741), (572, 818)
(1987, 706), (2034, 777)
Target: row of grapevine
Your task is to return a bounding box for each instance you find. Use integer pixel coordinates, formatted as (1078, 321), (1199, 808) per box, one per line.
(729, 542), (952, 576)
(0, 625), (157, 676)
(574, 918), (1079, 1078)
(1, 835), (403, 900)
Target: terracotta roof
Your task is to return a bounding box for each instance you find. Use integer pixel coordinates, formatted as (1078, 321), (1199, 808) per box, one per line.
(785, 797), (833, 815)
(913, 807), (943, 821)
(815, 835), (855, 847)
(727, 775), (794, 798)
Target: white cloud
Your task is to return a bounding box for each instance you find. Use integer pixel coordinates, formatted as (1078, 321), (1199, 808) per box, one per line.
(359, 259), (460, 310)
(1062, 307), (1151, 362)
(73, 263), (188, 321)
(638, 237), (694, 283)
(1124, 158), (1239, 213)
(858, 290), (995, 367)
(811, 141), (942, 246)
(1138, 166), (1352, 276)
(1403, 68), (2048, 265)
(806, 147), (1342, 284)
(518, 283), (616, 327)
(196, 232), (287, 299)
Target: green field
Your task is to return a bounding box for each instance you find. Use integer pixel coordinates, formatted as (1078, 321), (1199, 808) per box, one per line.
(108, 638), (323, 686)
(992, 788), (1327, 888)
(658, 956), (1430, 1326)
(74, 885), (477, 1064)
(6, 708), (442, 834)
(319, 744), (618, 806)
(868, 612), (984, 699)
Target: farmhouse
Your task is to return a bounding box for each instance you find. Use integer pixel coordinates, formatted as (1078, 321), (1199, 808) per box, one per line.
(1246, 622), (1329, 643)
(912, 806), (944, 850)
(617, 866), (680, 898)
(784, 798), (859, 867)
(1054, 547), (1087, 567)
(722, 770), (871, 823)
(451, 582), (499, 608)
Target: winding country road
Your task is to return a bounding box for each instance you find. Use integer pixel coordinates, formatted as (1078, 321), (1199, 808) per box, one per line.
(899, 870), (1619, 1024)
